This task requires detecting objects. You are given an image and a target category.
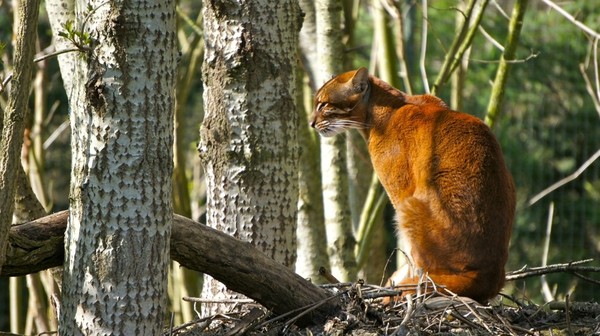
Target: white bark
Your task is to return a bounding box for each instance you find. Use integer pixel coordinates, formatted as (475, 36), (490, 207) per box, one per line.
(296, 0), (330, 283)
(199, 0), (301, 315)
(315, 0), (357, 282)
(45, 0), (76, 97)
(46, 0), (177, 334)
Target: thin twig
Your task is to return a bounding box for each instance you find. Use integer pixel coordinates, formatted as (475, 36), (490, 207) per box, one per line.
(490, 0), (509, 20)
(594, 37), (600, 105)
(446, 290), (493, 334)
(182, 297), (255, 304)
(565, 294), (574, 336)
(540, 202), (555, 302)
(43, 120), (70, 150)
(580, 38), (600, 117)
(506, 259), (598, 281)
(580, 62), (600, 117)
(478, 25), (504, 51)
(397, 293), (414, 335)
(380, 248), (398, 287)
(281, 292), (345, 332)
(168, 312), (174, 336)
(540, 0), (600, 40)
(33, 47), (83, 63)
(431, 0), (489, 95)
(449, 308), (486, 332)
(528, 149), (600, 206)
(419, 0), (430, 93)
(0, 74), (13, 93)
(572, 272), (600, 286)
(0, 47), (84, 94)
(165, 316), (215, 335)
(469, 51), (538, 64)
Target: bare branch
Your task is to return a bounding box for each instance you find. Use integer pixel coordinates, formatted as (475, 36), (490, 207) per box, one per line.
(431, 0), (489, 95)
(540, 202), (555, 302)
(419, 0), (430, 93)
(540, 0), (600, 120)
(478, 25), (504, 52)
(528, 149), (600, 206)
(0, 47), (84, 94)
(540, 0), (600, 40)
(579, 38), (600, 118)
(580, 62), (600, 117)
(506, 259), (599, 281)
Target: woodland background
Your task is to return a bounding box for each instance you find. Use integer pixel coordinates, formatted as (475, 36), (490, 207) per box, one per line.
(0, 0), (599, 334)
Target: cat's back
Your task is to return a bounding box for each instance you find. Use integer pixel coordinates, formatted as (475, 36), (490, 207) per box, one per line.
(399, 94), (509, 183)
(382, 93), (515, 232)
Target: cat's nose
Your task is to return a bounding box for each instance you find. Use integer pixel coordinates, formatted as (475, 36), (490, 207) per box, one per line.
(310, 119), (316, 128)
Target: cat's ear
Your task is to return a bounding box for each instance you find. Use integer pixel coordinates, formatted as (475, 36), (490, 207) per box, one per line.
(352, 67), (369, 93)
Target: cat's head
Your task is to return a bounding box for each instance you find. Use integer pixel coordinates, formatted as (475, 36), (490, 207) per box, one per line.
(310, 67), (371, 137)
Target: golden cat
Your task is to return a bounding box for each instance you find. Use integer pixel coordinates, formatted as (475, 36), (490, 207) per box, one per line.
(311, 68), (515, 302)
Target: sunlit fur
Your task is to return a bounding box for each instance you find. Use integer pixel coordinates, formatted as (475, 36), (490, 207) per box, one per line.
(311, 68), (515, 303)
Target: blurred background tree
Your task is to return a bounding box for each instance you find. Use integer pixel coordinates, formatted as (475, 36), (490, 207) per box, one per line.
(1, 0), (599, 333)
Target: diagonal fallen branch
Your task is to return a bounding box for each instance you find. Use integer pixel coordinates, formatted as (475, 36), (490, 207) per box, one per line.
(2, 210), (340, 326)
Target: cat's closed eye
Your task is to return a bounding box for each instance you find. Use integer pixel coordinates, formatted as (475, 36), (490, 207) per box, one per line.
(322, 107), (347, 117)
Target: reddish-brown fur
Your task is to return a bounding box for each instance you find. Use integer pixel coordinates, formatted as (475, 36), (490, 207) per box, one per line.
(311, 68), (515, 302)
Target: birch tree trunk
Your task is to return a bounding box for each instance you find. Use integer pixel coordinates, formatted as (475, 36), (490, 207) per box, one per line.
(296, 0), (331, 283)
(199, 0), (301, 316)
(46, 0), (177, 334)
(315, 0), (357, 282)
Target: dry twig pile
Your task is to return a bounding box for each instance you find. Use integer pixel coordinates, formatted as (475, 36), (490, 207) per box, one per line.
(168, 281), (600, 336)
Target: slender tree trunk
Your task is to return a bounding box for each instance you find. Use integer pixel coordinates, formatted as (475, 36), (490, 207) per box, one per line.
(46, 0), (177, 334)
(485, 0), (529, 128)
(315, 0), (357, 282)
(296, 0), (330, 283)
(0, 0), (40, 274)
(298, 0), (318, 86)
(199, 0), (301, 315)
(170, 14), (205, 324)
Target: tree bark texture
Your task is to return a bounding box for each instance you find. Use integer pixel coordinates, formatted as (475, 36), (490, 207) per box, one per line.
(295, 0), (331, 284)
(46, 0), (177, 334)
(314, 0), (357, 282)
(295, 76), (330, 282)
(199, 0), (301, 316)
(2, 211), (341, 327)
(0, 0), (40, 274)
(45, 0), (76, 97)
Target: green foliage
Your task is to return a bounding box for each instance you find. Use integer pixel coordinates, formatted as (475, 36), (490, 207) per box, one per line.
(58, 19), (92, 52)
(477, 4), (600, 301)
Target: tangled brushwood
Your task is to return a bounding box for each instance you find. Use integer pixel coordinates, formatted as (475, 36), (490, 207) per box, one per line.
(167, 281), (600, 336)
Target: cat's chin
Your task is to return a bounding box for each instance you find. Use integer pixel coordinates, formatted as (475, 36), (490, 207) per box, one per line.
(317, 129), (343, 137)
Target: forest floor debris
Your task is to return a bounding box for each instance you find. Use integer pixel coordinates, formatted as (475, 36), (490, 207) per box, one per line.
(168, 282), (600, 336)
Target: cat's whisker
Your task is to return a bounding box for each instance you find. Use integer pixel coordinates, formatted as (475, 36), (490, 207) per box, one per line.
(314, 120), (371, 137)
(331, 120), (371, 130)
